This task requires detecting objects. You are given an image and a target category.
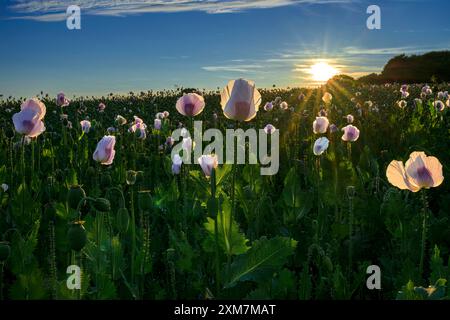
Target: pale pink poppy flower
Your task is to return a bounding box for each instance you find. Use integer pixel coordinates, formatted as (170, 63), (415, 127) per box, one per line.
(264, 102), (274, 111)
(165, 136), (175, 147)
(220, 78), (262, 122)
(329, 124), (338, 133)
(345, 114), (354, 124)
(313, 116), (329, 134)
(422, 85), (432, 95)
(98, 103), (106, 112)
(115, 115), (127, 126)
(397, 100), (407, 109)
(163, 111), (170, 118)
(434, 100), (445, 111)
(313, 137), (329, 156)
(156, 112), (165, 119)
(93, 135), (116, 165)
(12, 98), (46, 138)
(322, 92), (332, 104)
(172, 154), (183, 175)
(56, 92), (70, 107)
(154, 118), (162, 130)
(21, 98), (46, 119)
(1, 183), (8, 192)
(198, 154), (219, 177)
(129, 117), (147, 139)
(80, 120), (91, 133)
(264, 124), (276, 134)
(176, 93), (205, 117)
(386, 152), (443, 192)
(130, 123), (147, 139)
(280, 101), (288, 110)
(298, 93), (305, 102)
(341, 125), (360, 142)
(401, 91), (410, 99)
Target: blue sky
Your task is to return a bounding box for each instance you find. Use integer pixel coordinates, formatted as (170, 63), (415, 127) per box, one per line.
(0, 0), (449, 98)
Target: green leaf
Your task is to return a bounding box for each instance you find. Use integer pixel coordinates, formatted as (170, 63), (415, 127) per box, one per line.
(225, 236), (297, 288)
(9, 268), (47, 299)
(204, 195), (249, 256)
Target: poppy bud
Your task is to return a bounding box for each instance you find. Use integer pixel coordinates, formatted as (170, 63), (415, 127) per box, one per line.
(67, 185), (86, 210)
(126, 170), (137, 185)
(67, 223), (87, 252)
(0, 242), (11, 262)
(138, 192), (153, 212)
(323, 256), (333, 272)
(93, 198), (111, 212)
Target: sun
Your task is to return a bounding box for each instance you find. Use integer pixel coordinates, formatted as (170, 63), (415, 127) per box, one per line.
(309, 62), (338, 82)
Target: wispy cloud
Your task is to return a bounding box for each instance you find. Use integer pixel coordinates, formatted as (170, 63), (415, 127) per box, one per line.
(6, 0), (354, 21)
(202, 64), (264, 73)
(343, 45), (447, 55)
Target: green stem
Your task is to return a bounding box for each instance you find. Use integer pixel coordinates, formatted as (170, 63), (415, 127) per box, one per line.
(348, 192), (354, 269)
(130, 186), (136, 288)
(419, 190), (429, 278)
(9, 138), (14, 188)
(0, 262), (4, 300)
(210, 169), (220, 295)
(228, 121), (238, 270)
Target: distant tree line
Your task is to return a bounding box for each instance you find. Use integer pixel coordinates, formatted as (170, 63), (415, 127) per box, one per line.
(330, 51), (450, 85)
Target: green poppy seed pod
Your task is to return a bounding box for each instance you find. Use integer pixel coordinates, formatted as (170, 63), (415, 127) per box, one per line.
(93, 198), (111, 212)
(116, 207), (130, 233)
(0, 242), (11, 262)
(138, 192), (152, 212)
(67, 223), (87, 252)
(86, 166), (96, 177)
(126, 170), (137, 185)
(67, 185), (86, 210)
(100, 173), (112, 188)
(323, 256), (333, 272)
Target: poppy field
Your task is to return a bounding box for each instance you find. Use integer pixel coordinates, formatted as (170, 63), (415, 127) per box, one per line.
(0, 80), (449, 300)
